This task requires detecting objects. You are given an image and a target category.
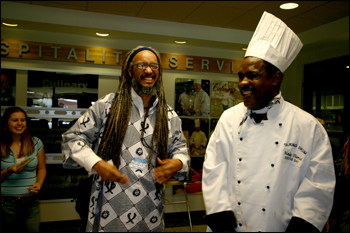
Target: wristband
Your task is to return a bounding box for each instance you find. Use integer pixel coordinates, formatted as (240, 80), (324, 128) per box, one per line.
(7, 167), (13, 174)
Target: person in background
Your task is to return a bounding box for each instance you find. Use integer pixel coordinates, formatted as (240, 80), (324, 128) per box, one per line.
(316, 117), (339, 162)
(220, 88), (230, 111)
(62, 45), (189, 232)
(202, 12), (335, 232)
(178, 86), (195, 115)
(190, 119), (207, 156)
(193, 79), (210, 116)
(227, 90), (236, 108)
(1, 106), (47, 232)
(328, 134), (349, 232)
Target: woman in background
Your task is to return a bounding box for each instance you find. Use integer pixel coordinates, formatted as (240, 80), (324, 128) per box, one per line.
(1, 106), (46, 232)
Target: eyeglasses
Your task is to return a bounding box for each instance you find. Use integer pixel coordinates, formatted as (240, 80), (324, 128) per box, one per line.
(134, 62), (159, 70)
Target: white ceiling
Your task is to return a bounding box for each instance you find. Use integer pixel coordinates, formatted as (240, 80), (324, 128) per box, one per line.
(8, 1), (349, 33)
(1, 1), (349, 51)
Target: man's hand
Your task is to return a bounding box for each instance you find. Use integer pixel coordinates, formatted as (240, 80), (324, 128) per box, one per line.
(153, 157), (183, 184)
(93, 160), (129, 184)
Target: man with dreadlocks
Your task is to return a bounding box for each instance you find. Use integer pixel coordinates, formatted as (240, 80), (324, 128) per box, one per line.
(61, 46), (189, 232)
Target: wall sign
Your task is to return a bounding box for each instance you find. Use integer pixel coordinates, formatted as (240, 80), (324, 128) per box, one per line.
(1, 39), (242, 74)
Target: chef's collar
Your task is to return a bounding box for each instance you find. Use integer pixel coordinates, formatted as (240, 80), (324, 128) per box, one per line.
(250, 91), (282, 115)
(238, 92), (282, 133)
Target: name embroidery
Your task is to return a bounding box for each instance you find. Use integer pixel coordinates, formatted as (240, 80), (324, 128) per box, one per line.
(284, 143), (308, 154)
(283, 149), (305, 167)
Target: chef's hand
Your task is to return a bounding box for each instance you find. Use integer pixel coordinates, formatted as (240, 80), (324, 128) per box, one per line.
(153, 157), (183, 184)
(93, 160), (129, 184)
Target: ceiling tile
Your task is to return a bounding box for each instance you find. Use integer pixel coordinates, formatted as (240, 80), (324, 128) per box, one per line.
(30, 1), (88, 11)
(87, 1), (145, 15)
(285, 17), (327, 34)
(137, 1), (204, 22)
(182, 4), (248, 27)
(248, 1), (328, 21)
(296, 2), (349, 22)
(204, 1), (265, 10)
(223, 11), (265, 31)
(7, 0), (349, 35)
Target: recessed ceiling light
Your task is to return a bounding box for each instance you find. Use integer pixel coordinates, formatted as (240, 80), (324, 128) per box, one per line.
(96, 32), (109, 37)
(2, 22), (18, 27)
(280, 3), (299, 10)
(346, 66), (349, 69)
(175, 40), (187, 44)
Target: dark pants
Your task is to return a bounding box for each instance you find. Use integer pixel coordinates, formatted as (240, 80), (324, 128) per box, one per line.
(1, 195), (40, 232)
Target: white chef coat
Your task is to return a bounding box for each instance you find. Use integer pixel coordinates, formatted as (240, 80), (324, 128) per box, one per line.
(202, 95), (335, 232)
(221, 92), (230, 106)
(178, 92), (189, 108)
(194, 89), (210, 116)
(190, 130), (208, 148)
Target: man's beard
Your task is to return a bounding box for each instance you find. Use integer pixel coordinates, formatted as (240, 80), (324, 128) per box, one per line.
(131, 78), (159, 96)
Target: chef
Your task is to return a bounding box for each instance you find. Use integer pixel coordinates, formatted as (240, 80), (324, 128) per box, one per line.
(190, 119), (208, 156)
(193, 79), (210, 116)
(202, 11), (335, 232)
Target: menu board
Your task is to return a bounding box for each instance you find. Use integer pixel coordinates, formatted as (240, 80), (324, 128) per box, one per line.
(39, 164), (90, 200)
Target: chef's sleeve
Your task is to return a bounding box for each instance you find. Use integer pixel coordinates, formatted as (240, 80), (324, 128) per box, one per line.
(202, 118), (237, 231)
(289, 124), (336, 231)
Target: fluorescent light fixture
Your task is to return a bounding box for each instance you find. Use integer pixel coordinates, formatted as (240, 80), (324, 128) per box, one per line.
(175, 40), (187, 44)
(27, 91), (35, 94)
(2, 22), (18, 27)
(280, 3), (299, 10)
(242, 47), (247, 51)
(96, 32), (109, 37)
(58, 98), (78, 102)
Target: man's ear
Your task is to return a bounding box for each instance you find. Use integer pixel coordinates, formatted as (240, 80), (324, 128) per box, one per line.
(128, 67), (133, 77)
(272, 71), (282, 86)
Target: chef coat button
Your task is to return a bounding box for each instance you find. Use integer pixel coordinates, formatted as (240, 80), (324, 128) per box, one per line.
(239, 158), (242, 162)
(279, 123), (282, 126)
(240, 137), (243, 141)
(275, 141), (278, 145)
(267, 186), (270, 189)
(239, 223), (242, 227)
(238, 202), (241, 205)
(271, 164), (274, 167)
(262, 208), (266, 211)
(238, 180), (241, 184)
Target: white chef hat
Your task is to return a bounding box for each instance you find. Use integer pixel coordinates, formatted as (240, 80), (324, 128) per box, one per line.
(245, 11), (303, 73)
(194, 79), (202, 85)
(195, 118), (200, 127)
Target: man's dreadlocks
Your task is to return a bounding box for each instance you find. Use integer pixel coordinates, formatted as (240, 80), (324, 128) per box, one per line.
(97, 45), (169, 175)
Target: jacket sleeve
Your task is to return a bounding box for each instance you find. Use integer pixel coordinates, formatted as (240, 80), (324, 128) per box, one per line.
(167, 112), (190, 181)
(291, 122), (336, 231)
(61, 94), (113, 173)
(202, 117), (237, 231)
(201, 131), (208, 147)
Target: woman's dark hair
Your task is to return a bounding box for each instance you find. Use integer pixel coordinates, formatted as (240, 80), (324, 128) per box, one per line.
(1, 107), (34, 158)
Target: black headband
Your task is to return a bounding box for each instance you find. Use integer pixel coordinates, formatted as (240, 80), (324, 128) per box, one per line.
(127, 47), (160, 68)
